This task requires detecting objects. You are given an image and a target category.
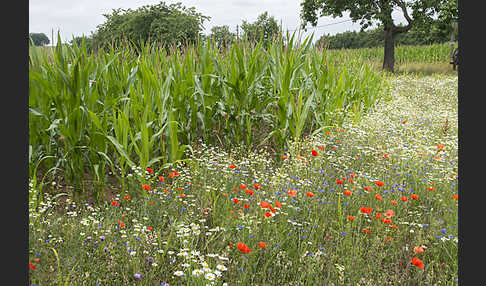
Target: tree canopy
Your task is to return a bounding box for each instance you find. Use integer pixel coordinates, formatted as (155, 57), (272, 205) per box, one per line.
(209, 25), (235, 49)
(91, 1), (210, 49)
(300, 0), (458, 71)
(241, 12), (280, 46)
(29, 33), (50, 46)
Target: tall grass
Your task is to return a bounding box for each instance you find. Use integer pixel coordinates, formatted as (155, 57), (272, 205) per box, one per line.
(29, 33), (389, 199)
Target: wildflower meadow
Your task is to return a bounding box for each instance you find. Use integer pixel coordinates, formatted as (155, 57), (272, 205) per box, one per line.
(29, 38), (458, 285)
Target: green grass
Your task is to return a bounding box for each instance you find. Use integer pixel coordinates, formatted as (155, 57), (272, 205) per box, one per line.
(29, 74), (458, 285)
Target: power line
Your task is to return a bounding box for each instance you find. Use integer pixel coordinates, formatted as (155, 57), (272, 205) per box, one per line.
(286, 19), (355, 32)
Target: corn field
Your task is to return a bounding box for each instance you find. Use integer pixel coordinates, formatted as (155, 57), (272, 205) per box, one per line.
(29, 33), (389, 200)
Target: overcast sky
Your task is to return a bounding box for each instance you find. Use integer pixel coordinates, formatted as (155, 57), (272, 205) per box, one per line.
(29, 0), (408, 45)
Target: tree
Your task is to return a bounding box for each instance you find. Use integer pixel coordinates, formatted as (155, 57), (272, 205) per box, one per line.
(209, 25), (235, 49)
(91, 1), (210, 50)
(29, 33), (50, 46)
(241, 12), (280, 46)
(300, 0), (458, 72)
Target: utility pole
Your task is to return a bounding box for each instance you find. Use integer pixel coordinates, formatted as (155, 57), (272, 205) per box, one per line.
(236, 25), (239, 44)
(450, 22), (458, 70)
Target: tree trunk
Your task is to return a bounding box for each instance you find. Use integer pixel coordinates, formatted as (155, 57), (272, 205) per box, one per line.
(383, 26), (395, 72)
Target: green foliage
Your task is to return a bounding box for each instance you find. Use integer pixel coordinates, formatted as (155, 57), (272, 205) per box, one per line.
(241, 12), (281, 46)
(29, 33), (50, 46)
(90, 1), (210, 50)
(209, 25), (235, 49)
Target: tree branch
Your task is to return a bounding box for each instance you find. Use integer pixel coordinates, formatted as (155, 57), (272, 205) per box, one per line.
(392, 0), (413, 34)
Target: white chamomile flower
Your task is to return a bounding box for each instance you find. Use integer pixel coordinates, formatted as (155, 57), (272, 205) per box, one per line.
(174, 270), (184, 277)
(205, 272), (216, 281)
(216, 264), (227, 271)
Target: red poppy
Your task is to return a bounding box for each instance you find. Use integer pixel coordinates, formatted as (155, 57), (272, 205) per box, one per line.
(437, 144), (445, 150)
(142, 185), (151, 191)
(360, 207), (373, 214)
(259, 241), (267, 249)
(230, 164), (236, 169)
(312, 150), (318, 156)
(375, 213), (381, 219)
(375, 194), (383, 201)
(111, 200), (119, 207)
(124, 195), (130, 201)
(254, 184), (261, 189)
(391, 224), (398, 229)
(336, 179), (344, 185)
(260, 201), (271, 209)
(169, 172), (175, 179)
(233, 187), (239, 191)
(401, 196), (408, 202)
(229, 242), (233, 247)
(347, 215), (355, 221)
(318, 146), (326, 150)
(385, 209), (395, 218)
(275, 200), (282, 209)
(343, 190), (352, 196)
(147, 226), (153, 231)
(288, 190), (297, 197)
(391, 200), (397, 205)
(177, 187), (182, 191)
(118, 220), (125, 228)
(29, 262), (36, 271)
(243, 203), (250, 209)
(414, 246), (425, 254)
(325, 131), (331, 135)
(147, 167), (153, 174)
(236, 242), (251, 254)
(222, 193), (228, 197)
(348, 178), (354, 184)
(411, 257), (425, 269)
(383, 154), (388, 159)
(411, 194), (419, 200)
(402, 120), (407, 124)
(452, 194), (458, 200)
(350, 173), (356, 178)
(427, 186), (435, 191)
(240, 184), (246, 189)
(159, 176), (165, 182)
(245, 189), (254, 195)
(306, 192), (315, 197)
(174, 171), (180, 176)
(269, 206), (277, 213)
(264, 212), (272, 217)
(281, 155), (287, 159)
(381, 218), (392, 224)
(385, 236), (392, 242)
(374, 180), (384, 187)
(363, 186), (371, 191)
(363, 228), (371, 234)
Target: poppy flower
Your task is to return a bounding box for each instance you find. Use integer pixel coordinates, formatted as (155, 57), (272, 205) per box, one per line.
(312, 150), (318, 156)
(383, 154), (388, 159)
(159, 176), (165, 182)
(29, 262), (36, 271)
(360, 206), (372, 214)
(401, 196), (408, 202)
(229, 242), (233, 247)
(230, 164), (236, 169)
(240, 184), (246, 189)
(254, 184), (261, 190)
(222, 193), (228, 197)
(414, 246), (426, 254)
(375, 213), (382, 219)
(381, 218), (392, 224)
(306, 192), (315, 197)
(385, 209), (395, 218)
(325, 131), (331, 135)
(124, 195), (130, 201)
(363, 228), (371, 234)
(236, 242), (251, 254)
(374, 180), (384, 187)
(411, 194), (419, 200)
(347, 215), (355, 221)
(402, 120), (407, 124)
(111, 200), (119, 207)
(282, 155), (287, 159)
(391, 224), (398, 229)
(336, 179), (344, 185)
(169, 172), (175, 179)
(363, 186), (371, 191)
(245, 189), (254, 195)
(147, 167), (153, 174)
(427, 186), (435, 191)
(375, 194), (383, 200)
(343, 190), (352, 196)
(348, 179), (354, 184)
(142, 184), (151, 191)
(452, 194), (458, 200)
(391, 200), (398, 205)
(174, 171), (180, 176)
(260, 201), (271, 209)
(118, 220), (125, 228)
(385, 236), (392, 242)
(264, 212), (272, 217)
(275, 200), (282, 209)
(437, 144), (445, 150)
(147, 226), (153, 231)
(288, 190), (297, 197)
(177, 187), (182, 191)
(259, 242), (267, 249)
(269, 206), (277, 213)
(411, 257), (425, 269)
(318, 146), (325, 150)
